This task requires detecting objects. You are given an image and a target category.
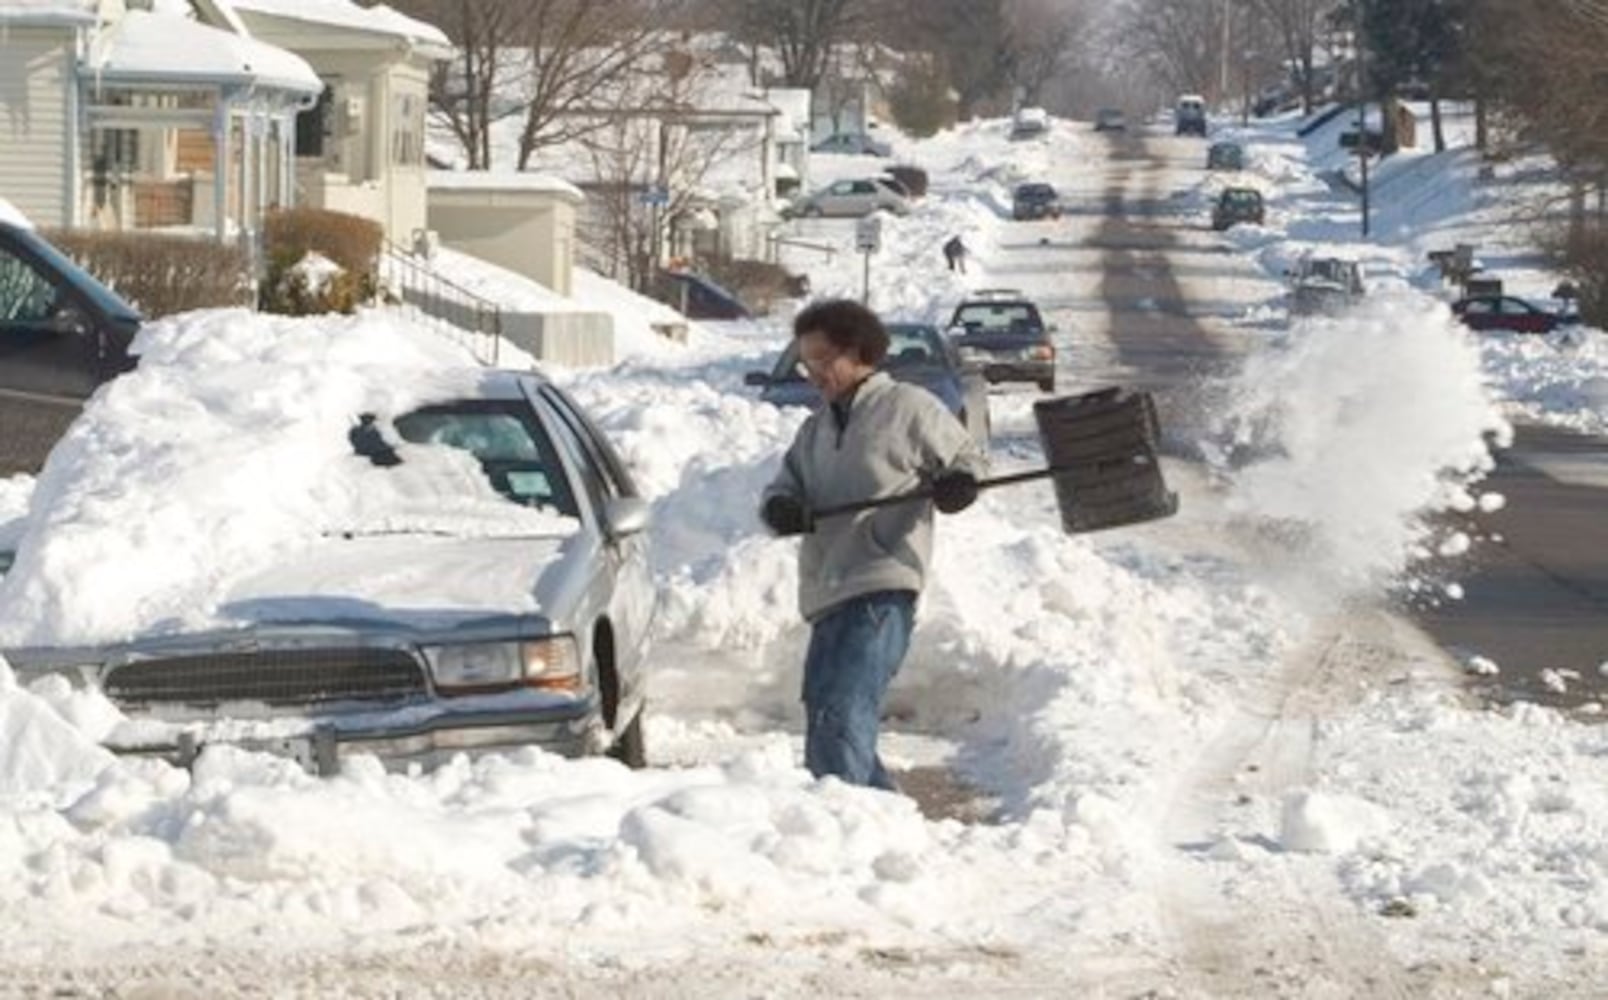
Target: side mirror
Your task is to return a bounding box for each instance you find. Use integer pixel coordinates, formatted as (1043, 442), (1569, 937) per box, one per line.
(743, 371), (771, 387)
(1046, 324), (1059, 334)
(603, 497), (651, 538)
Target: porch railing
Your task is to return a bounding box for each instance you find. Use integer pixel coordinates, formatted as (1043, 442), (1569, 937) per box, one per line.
(377, 240), (503, 367)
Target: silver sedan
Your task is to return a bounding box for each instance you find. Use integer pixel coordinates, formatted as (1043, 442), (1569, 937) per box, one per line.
(5, 371), (657, 774)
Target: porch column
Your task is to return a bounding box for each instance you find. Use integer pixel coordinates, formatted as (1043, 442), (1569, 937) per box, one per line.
(212, 98), (231, 242)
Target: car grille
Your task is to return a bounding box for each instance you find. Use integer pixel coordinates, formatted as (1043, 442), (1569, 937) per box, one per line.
(104, 648), (428, 709)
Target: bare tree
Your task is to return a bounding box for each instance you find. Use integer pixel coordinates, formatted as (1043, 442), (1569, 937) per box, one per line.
(1007, 0), (1091, 106)
(513, 1), (685, 170)
(577, 68), (767, 290)
(1251, 0), (1329, 114)
(724, 0), (866, 90)
(400, 0), (530, 169)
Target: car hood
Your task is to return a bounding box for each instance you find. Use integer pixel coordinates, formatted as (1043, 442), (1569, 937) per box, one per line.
(215, 533), (590, 631)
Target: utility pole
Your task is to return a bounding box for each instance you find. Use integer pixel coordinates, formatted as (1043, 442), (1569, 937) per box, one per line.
(1355, 0), (1371, 238)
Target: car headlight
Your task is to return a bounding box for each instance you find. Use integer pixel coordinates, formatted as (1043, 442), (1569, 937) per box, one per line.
(421, 636), (583, 695)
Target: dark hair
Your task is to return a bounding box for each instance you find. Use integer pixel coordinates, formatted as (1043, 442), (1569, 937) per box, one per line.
(792, 299), (889, 365)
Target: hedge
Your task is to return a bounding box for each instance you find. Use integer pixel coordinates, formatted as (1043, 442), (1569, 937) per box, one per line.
(260, 207), (383, 316)
(44, 230), (252, 318)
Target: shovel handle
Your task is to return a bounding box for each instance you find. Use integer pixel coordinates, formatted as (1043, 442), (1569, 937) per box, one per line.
(811, 457), (1148, 520)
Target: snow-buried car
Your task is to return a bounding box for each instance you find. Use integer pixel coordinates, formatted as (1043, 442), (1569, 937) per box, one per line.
(4, 370), (656, 774)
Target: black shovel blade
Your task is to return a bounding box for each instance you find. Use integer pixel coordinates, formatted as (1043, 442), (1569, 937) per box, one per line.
(1033, 388), (1179, 534)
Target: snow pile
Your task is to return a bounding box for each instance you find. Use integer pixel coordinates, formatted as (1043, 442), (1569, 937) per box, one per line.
(0, 655), (114, 800)
(0, 474), (31, 555)
(1280, 790), (1391, 853)
(1479, 327), (1608, 433)
(0, 309), (572, 646)
(289, 251), (342, 297)
(1204, 294), (1507, 592)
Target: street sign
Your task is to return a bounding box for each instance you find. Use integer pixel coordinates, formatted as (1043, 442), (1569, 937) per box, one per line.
(855, 214), (882, 254)
(637, 186), (669, 207)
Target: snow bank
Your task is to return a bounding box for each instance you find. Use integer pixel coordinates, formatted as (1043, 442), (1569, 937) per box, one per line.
(1280, 790), (1391, 853)
(0, 309), (569, 646)
(0, 655), (114, 800)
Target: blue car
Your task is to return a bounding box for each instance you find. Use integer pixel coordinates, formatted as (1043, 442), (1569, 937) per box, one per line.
(744, 322), (991, 447)
(662, 271), (752, 320)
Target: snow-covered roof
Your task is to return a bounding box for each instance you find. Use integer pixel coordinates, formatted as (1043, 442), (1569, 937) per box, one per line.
(0, 0), (94, 24)
(227, 0), (450, 52)
(428, 171), (584, 202)
(87, 10), (322, 95)
(0, 197), (32, 229)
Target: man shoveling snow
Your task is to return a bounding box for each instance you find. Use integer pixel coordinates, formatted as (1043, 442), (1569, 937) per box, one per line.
(760, 300), (986, 790)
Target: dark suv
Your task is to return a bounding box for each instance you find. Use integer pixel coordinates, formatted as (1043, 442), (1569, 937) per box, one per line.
(1012, 183), (1062, 221)
(1211, 187), (1265, 231)
(947, 290), (1057, 393)
(0, 222), (142, 476)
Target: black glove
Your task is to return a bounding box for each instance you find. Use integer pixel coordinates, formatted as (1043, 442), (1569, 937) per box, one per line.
(762, 495), (812, 537)
(931, 470), (980, 514)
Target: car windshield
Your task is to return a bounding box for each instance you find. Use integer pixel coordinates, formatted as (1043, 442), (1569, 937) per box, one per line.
(348, 400), (580, 526)
(1017, 184), (1055, 200)
(952, 302), (1043, 334)
(1224, 190), (1260, 205)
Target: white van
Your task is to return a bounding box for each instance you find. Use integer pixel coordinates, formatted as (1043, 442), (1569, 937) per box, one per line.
(1011, 106), (1050, 140)
(1176, 94), (1208, 136)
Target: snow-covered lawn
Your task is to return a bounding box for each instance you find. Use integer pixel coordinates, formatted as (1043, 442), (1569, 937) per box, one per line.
(0, 114), (1605, 994)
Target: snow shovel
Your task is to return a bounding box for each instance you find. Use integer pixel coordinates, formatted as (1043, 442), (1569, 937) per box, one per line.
(813, 387), (1179, 534)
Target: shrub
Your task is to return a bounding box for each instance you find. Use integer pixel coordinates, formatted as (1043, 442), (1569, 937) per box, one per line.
(44, 230), (251, 318)
(700, 259), (807, 316)
(888, 62), (957, 139)
(261, 207), (382, 315)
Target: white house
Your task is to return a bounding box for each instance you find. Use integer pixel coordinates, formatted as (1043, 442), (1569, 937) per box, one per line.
(228, 0), (453, 244)
(0, 0), (322, 238)
(0, 0), (451, 245)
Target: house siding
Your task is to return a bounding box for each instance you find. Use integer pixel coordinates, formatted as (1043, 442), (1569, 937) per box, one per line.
(0, 26), (76, 227)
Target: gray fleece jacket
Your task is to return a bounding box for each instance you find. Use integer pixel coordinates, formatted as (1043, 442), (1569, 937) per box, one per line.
(764, 372), (987, 622)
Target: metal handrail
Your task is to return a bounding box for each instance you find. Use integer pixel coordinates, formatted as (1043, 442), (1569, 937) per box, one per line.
(378, 240), (503, 366)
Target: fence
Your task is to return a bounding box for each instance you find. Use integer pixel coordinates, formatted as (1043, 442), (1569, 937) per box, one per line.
(378, 240), (503, 366)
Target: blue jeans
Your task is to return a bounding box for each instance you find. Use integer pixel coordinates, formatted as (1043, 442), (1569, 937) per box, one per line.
(802, 591), (916, 790)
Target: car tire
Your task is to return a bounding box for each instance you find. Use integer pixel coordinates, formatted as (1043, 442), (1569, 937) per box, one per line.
(1038, 377), (1056, 394)
(608, 706), (647, 769)
(803, 205), (823, 218)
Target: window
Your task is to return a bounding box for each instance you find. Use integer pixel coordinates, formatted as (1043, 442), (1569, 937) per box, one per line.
(830, 181), (854, 195)
(0, 247), (60, 326)
(296, 85), (333, 160)
(1500, 298), (1538, 316)
(852, 181), (875, 194)
(541, 386), (639, 503)
(1461, 299), (1495, 316)
(391, 92), (423, 167)
(953, 303), (1042, 332)
(372, 400), (578, 516)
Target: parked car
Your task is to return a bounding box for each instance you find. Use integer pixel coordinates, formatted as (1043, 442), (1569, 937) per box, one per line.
(1206, 141), (1245, 171)
(1095, 108), (1128, 132)
(811, 132), (892, 157)
(947, 290), (1058, 393)
(1010, 106), (1050, 141)
(0, 220), (142, 478)
(1175, 94), (1208, 136)
(1288, 256), (1366, 316)
(4, 371), (657, 774)
(789, 177), (910, 218)
(1452, 294), (1575, 334)
(745, 322), (990, 447)
(661, 271), (752, 320)
(1012, 182), (1062, 221)
(1211, 187), (1265, 230)
(882, 164), (929, 199)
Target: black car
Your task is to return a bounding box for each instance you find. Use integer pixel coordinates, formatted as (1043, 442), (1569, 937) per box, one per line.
(947, 291), (1057, 393)
(0, 221), (142, 476)
(1211, 188), (1265, 231)
(1012, 183), (1062, 221)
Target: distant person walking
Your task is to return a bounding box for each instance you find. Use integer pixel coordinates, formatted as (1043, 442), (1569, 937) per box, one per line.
(942, 234), (968, 274)
(760, 300), (986, 791)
